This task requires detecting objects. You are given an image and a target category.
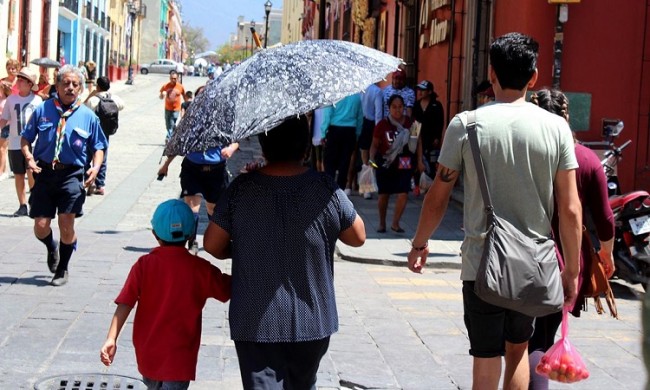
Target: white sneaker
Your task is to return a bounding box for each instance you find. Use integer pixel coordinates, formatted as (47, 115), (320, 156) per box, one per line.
(344, 188), (352, 196)
(363, 192), (372, 199)
(0, 172), (8, 181)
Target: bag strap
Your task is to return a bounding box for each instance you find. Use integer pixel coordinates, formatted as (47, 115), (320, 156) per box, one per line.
(466, 110), (494, 212)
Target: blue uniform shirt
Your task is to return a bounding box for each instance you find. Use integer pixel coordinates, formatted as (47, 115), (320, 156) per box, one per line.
(185, 147), (224, 165)
(22, 99), (107, 167)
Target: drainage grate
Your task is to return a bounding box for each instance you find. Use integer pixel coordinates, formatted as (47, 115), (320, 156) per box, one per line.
(34, 373), (146, 390)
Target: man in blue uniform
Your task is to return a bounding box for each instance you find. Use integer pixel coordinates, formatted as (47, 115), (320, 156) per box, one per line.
(21, 64), (107, 286)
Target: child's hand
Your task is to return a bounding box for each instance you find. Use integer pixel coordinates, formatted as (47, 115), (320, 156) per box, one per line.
(100, 338), (117, 366)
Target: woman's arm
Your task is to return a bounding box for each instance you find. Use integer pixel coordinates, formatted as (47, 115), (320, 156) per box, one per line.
(203, 221), (232, 259)
(339, 215), (366, 247)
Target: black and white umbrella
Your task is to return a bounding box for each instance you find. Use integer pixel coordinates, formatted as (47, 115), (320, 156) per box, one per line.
(165, 40), (402, 156)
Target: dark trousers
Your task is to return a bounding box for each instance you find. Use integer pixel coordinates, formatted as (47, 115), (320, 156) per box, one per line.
(235, 337), (330, 390)
(85, 137), (108, 188)
(323, 125), (357, 190)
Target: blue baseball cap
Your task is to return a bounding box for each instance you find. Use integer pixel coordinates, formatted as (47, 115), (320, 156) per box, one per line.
(151, 199), (195, 242)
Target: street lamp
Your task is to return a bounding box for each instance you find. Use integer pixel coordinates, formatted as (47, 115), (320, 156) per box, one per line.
(245, 37), (249, 57)
(264, 1), (272, 48)
(125, 1), (137, 85)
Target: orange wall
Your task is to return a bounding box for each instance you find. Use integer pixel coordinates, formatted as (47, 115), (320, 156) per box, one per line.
(497, 0), (647, 191)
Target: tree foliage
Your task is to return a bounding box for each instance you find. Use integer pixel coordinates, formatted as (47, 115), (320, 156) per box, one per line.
(182, 22), (211, 63)
(217, 44), (252, 65)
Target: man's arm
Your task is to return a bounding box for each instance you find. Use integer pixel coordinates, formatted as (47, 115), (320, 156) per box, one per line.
(21, 137), (40, 173)
(85, 149), (104, 187)
(408, 163), (458, 273)
(554, 168), (582, 306)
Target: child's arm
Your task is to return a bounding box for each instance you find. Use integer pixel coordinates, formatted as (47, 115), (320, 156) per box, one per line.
(100, 303), (133, 366)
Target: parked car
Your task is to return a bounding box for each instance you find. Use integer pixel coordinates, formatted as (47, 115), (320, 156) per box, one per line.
(140, 59), (180, 75)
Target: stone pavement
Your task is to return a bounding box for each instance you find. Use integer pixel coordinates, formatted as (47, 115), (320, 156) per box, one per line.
(0, 74), (645, 389)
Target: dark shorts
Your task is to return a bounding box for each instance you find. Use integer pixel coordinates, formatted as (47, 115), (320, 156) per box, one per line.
(358, 118), (375, 150)
(462, 281), (535, 358)
(8, 149), (27, 175)
(235, 337), (330, 390)
(180, 159), (229, 204)
(29, 163), (86, 218)
(375, 155), (412, 194)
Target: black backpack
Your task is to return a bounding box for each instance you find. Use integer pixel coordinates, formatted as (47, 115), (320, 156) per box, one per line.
(96, 93), (119, 136)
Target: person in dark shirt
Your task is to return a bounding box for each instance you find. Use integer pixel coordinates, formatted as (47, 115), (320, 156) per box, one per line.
(180, 90), (193, 117)
(412, 80), (444, 174)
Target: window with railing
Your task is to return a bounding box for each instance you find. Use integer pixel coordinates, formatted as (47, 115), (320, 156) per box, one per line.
(85, 1), (92, 19)
(60, 0), (79, 12)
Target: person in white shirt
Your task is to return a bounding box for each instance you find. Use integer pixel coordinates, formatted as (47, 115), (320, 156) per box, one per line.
(0, 67), (42, 216)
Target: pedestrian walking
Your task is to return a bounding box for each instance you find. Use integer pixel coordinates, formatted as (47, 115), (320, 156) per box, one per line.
(203, 116), (366, 390)
(382, 69), (416, 118)
(176, 61), (185, 84)
(321, 93), (364, 191)
(158, 85), (239, 253)
(20, 64), (107, 286)
(358, 82), (383, 199)
(413, 80), (444, 176)
(0, 67), (42, 216)
(369, 94), (424, 233)
(407, 32), (582, 389)
(84, 76), (125, 195)
(159, 71), (186, 142)
(84, 60), (96, 93)
(0, 58), (20, 181)
(527, 88), (615, 390)
(100, 199), (231, 389)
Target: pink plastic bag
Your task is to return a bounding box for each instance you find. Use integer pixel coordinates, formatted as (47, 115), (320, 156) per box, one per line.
(535, 307), (590, 383)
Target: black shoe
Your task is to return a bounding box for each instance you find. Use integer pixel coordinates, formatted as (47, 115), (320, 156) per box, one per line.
(50, 270), (68, 287)
(13, 204), (28, 217)
(47, 244), (60, 273)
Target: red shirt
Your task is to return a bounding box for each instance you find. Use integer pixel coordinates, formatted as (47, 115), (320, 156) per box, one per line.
(115, 246), (231, 381)
(373, 116), (414, 155)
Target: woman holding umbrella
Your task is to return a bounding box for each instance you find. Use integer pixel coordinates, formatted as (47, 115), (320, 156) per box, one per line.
(203, 115), (366, 389)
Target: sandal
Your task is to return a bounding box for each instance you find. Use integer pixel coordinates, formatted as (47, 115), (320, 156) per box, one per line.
(391, 226), (405, 233)
(376, 227), (386, 233)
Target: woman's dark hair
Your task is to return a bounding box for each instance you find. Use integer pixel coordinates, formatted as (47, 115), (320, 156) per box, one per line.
(387, 94), (404, 107)
(489, 32), (539, 91)
(529, 88), (569, 122)
(258, 115), (310, 163)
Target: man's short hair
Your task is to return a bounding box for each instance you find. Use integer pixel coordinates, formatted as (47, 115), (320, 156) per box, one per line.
(57, 64), (86, 86)
(489, 32), (539, 91)
(96, 76), (110, 91)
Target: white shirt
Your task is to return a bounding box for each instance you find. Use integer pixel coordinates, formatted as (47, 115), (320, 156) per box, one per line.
(1, 93), (42, 150)
(85, 91), (125, 112)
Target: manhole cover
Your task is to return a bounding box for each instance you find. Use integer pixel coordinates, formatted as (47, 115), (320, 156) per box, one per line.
(34, 373), (146, 390)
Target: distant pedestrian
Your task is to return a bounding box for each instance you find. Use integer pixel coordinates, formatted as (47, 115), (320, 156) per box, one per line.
(180, 90), (193, 117)
(21, 64), (108, 286)
(176, 61), (185, 84)
(158, 85), (238, 254)
(84, 76), (125, 195)
(382, 70), (415, 118)
(359, 82), (384, 199)
(369, 94), (424, 233)
(321, 93), (364, 191)
(475, 80), (495, 107)
(203, 115), (365, 390)
(84, 60), (96, 93)
(413, 80), (445, 175)
(159, 71), (187, 142)
(0, 67), (42, 216)
(100, 199), (231, 389)
(0, 58), (20, 180)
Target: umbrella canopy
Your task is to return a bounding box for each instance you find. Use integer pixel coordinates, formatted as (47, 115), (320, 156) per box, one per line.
(30, 57), (61, 68)
(193, 58), (208, 68)
(195, 51), (218, 58)
(165, 40), (402, 156)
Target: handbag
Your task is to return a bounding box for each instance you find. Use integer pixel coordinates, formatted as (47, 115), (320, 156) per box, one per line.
(582, 227), (618, 318)
(466, 111), (564, 318)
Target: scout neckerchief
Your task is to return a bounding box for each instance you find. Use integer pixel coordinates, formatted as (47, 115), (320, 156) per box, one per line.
(52, 97), (82, 164)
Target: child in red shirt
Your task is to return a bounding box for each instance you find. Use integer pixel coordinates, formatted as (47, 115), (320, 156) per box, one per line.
(100, 199), (231, 388)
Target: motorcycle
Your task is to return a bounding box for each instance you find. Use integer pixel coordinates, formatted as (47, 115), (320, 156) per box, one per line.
(582, 122), (650, 292)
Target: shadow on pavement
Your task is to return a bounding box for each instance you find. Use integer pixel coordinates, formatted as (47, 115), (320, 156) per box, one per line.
(0, 275), (51, 287)
(123, 246), (153, 253)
